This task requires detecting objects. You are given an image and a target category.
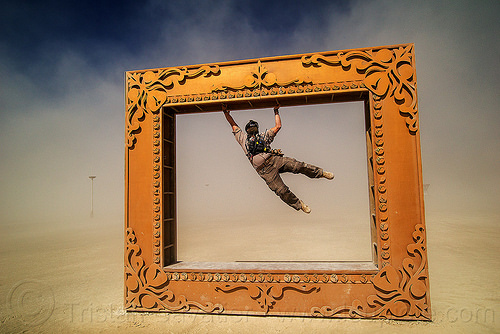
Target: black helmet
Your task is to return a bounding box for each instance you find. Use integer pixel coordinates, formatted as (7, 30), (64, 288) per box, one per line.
(245, 120), (259, 135)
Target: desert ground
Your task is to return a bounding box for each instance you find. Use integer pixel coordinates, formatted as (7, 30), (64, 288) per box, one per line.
(1, 209), (498, 333)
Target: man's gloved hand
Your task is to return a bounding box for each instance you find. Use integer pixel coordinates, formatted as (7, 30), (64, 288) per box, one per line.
(274, 103), (280, 113)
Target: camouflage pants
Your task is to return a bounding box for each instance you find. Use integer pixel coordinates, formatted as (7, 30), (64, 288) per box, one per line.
(256, 155), (323, 210)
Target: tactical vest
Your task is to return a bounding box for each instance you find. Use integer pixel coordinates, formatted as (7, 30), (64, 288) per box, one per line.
(245, 134), (270, 159)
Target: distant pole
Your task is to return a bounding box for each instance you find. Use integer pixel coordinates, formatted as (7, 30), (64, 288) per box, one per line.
(89, 175), (96, 217)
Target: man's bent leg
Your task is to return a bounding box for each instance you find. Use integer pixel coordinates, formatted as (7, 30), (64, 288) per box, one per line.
(278, 156), (323, 178)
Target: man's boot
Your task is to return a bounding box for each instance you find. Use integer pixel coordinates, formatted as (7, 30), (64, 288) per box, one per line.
(322, 171), (335, 180)
(300, 200), (311, 214)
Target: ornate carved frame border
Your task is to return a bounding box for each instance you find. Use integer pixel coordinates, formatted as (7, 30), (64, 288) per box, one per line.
(124, 44), (431, 320)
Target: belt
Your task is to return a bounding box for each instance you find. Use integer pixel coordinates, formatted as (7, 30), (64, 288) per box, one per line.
(255, 156), (273, 172)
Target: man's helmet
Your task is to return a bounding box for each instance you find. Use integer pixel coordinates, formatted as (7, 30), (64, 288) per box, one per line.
(245, 120), (259, 135)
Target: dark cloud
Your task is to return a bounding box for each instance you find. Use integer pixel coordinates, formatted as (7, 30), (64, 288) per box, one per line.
(1, 0), (351, 76)
(1, 1), (144, 60)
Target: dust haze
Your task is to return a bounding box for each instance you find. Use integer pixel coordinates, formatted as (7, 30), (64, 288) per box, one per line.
(0, 0), (498, 332)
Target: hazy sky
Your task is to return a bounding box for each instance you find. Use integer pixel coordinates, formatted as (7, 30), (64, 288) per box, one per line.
(0, 0), (499, 228)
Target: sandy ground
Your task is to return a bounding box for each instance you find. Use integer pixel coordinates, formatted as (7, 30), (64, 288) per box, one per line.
(177, 213), (373, 262)
(0, 210), (499, 333)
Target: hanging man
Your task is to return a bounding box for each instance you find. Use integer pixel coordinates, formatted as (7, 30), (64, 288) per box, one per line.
(222, 103), (334, 214)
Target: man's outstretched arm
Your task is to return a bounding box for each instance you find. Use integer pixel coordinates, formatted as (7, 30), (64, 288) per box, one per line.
(270, 103), (282, 135)
(222, 103), (239, 132)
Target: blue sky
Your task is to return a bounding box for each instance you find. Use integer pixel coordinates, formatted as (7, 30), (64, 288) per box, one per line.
(0, 0), (499, 227)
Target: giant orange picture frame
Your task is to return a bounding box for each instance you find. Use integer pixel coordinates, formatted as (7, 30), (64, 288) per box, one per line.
(124, 44), (431, 320)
